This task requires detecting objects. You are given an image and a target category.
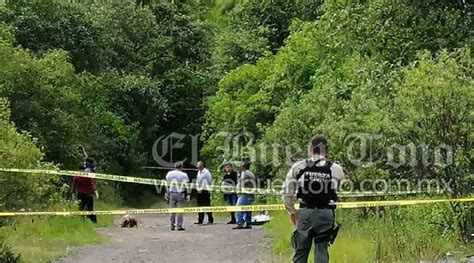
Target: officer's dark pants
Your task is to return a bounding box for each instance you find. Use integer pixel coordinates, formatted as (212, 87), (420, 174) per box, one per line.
(292, 208), (334, 263)
(196, 190), (214, 224)
(77, 192), (97, 223)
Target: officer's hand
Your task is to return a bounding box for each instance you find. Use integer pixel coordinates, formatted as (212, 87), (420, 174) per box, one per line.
(94, 191), (99, 200)
(290, 211), (298, 225)
(164, 193), (169, 201)
(186, 195), (191, 202)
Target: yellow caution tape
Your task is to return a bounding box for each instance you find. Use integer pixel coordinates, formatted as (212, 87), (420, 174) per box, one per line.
(0, 168), (275, 195)
(0, 197), (472, 217)
(0, 168), (444, 198)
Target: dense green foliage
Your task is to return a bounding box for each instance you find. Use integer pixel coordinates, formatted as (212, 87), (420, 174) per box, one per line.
(0, 0), (212, 172)
(0, 1), (214, 260)
(0, 97), (63, 211)
(203, 0), (473, 257)
(0, 0), (472, 261)
(204, 0), (472, 206)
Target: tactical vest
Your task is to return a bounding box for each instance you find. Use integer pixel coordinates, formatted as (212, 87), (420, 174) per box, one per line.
(296, 159), (338, 206)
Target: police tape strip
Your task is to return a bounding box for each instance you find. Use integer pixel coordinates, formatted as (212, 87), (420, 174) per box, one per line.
(0, 197), (472, 217)
(0, 168), (446, 197)
(0, 168), (277, 195)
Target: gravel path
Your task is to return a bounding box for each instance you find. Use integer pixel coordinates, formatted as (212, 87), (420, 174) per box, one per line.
(56, 215), (276, 263)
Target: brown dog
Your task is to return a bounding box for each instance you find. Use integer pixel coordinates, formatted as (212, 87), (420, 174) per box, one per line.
(120, 215), (138, 228)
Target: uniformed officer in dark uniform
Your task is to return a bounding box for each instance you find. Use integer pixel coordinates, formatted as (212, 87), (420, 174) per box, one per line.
(282, 135), (345, 263)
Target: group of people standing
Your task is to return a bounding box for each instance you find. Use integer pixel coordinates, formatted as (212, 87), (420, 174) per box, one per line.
(165, 160), (256, 231)
(72, 135), (344, 263)
(165, 134), (344, 263)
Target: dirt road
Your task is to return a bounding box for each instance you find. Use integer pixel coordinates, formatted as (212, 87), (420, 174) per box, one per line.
(56, 215), (276, 263)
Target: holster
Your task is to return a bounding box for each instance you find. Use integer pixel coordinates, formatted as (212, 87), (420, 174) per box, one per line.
(314, 223), (341, 246)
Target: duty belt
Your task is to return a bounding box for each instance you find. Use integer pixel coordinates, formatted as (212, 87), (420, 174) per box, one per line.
(299, 203), (336, 209)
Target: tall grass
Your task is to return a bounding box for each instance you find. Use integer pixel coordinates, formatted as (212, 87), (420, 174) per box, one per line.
(0, 200), (118, 262)
(1, 217), (103, 262)
(266, 204), (472, 262)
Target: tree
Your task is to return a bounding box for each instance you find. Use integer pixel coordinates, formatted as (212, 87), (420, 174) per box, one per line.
(0, 0), (212, 171)
(80, 71), (168, 171)
(2, 0), (108, 73)
(392, 49), (472, 235)
(0, 44), (85, 167)
(204, 0), (473, 168)
(0, 98), (63, 211)
(211, 0), (324, 73)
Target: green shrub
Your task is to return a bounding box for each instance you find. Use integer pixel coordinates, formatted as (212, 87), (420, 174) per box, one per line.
(0, 234), (20, 263)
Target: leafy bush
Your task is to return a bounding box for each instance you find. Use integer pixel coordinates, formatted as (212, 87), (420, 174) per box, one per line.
(0, 234), (20, 263)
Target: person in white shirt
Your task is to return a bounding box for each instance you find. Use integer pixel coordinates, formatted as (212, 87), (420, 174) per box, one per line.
(165, 161), (190, 231)
(195, 161), (214, 225)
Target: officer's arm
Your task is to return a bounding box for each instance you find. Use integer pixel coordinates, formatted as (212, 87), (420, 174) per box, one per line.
(236, 172), (242, 188)
(164, 173), (170, 193)
(185, 175), (191, 198)
(206, 171), (213, 188)
(78, 145), (88, 159)
(332, 164), (345, 190)
(282, 164), (299, 214)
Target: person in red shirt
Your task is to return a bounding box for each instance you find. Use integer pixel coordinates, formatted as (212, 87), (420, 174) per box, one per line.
(72, 164), (98, 223)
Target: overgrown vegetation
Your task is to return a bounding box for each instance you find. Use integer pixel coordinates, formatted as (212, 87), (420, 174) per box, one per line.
(267, 206), (473, 262)
(204, 0), (473, 261)
(0, 234), (20, 263)
(1, 217), (105, 262)
(0, 0), (472, 261)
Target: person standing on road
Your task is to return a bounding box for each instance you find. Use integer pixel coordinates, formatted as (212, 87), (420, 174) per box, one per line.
(165, 161), (190, 231)
(72, 163), (98, 223)
(222, 162), (238, 224)
(282, 135), (345, 263)
(233, 161), (256, 230)
(195, 161), (214, 225)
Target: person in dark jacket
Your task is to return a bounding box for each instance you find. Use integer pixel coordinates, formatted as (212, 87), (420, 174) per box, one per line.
(222, 162), (238, 224)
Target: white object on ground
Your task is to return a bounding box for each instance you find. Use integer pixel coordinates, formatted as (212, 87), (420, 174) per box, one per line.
(252, 212), (271, 224)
